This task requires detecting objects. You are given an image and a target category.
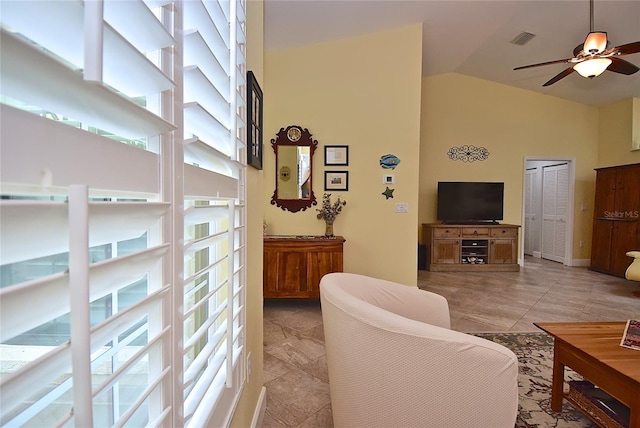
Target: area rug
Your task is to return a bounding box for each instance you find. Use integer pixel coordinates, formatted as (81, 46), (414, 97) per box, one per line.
(473, 332), (598, 428)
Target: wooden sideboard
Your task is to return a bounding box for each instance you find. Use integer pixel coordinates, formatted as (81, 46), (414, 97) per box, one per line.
(422, 223), (520, 272)
(263, 235), (345, 298)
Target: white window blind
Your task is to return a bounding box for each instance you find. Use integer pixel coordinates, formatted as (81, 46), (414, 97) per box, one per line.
(0, 1), (247, 426)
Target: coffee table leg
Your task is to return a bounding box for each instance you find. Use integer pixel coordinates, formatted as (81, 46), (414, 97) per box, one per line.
(631, 388), (639, 428)
(551, 344), (564, 412)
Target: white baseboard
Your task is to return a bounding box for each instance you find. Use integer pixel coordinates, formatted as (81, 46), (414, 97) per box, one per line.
(524, 253), (589, 267)
(570, 259), (590, 267)
(251, 387), (267, 428)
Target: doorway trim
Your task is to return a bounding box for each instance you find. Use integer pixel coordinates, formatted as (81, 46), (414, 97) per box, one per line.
(521, 156), (576, 267)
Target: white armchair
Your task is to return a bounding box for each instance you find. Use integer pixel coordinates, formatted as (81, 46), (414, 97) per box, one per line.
(625, 251), (640, 282)
(320, 272), (519, 428)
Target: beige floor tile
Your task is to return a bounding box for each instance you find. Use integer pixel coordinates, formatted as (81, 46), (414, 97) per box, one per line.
(262, 412), (288, 428)
(264, 335), (326, 371)
(297, 405), (333, 428)
(508, 318), (543, 332)
(263, 351), (296, 384)
(264, 369), (331, 427)
(451, 316), (507, 332)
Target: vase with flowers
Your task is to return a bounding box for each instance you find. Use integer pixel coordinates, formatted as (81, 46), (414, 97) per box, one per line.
(316, 193), (346, 237)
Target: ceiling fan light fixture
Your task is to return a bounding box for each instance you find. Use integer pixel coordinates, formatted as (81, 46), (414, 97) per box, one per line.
(513, 0), (640, 87)
(583, 31), (608, 54)
(574, 57), (612, 78)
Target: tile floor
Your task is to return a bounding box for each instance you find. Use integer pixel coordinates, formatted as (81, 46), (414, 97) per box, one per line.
(262, 257), (640, 427)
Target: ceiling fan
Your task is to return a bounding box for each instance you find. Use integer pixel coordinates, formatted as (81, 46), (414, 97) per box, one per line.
(514, 0), (640, 86)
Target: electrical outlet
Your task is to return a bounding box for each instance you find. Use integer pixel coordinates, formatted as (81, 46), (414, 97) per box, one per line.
(395, 203), (409, 213)
(579, 240), (584, 248)
(246, 352), (252, 383)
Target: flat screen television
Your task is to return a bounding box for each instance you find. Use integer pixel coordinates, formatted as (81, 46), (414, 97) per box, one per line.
(437, 182), (504, 224)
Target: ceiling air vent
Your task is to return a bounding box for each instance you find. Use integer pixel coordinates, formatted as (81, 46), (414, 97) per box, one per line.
(510, 32), (536, 46)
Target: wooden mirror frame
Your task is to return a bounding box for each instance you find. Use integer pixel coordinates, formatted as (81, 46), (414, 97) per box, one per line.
(270, 125), (318, 212)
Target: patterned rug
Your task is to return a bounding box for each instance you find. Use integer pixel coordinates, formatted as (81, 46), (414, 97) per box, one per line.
(473, 332), (598, 428)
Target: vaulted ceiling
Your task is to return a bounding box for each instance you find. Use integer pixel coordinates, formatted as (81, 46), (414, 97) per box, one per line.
(264, 0), (640, 106)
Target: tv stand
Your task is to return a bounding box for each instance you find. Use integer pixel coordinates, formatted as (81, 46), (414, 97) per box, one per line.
(422, 223), (519, 272)
(443, 220), (500, 225)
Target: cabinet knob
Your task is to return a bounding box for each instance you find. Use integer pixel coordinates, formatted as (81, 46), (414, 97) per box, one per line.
(473, 230), (478, 235)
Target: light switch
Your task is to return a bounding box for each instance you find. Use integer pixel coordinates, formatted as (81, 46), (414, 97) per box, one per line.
(395, 203), (409, 213)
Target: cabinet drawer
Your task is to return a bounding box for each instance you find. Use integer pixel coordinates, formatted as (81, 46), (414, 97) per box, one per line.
(433, 228), (461, 237)
(462, 227), (489, 237)
(490, 228), (517, 237)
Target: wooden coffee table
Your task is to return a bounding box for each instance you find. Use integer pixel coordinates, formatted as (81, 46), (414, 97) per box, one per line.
(534, 322), (640, 428)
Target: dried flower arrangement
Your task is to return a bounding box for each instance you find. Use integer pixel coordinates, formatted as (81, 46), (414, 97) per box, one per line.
(316, 193), (346, 236)
(316, 193), (346, 222)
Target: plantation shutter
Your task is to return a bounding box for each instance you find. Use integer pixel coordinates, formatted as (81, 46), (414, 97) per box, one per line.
(181, 0), (247, 426)
(0, 1), (247, 426)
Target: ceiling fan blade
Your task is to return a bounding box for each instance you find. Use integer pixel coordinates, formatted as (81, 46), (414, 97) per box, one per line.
(614, 41), (640, 56)
(573, 43), (584, 57)
(607, 57), (640, 75)
(514, 58), (572, 71)
(542, 67), (575, 87)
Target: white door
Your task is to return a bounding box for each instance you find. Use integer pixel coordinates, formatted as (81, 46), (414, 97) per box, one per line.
(524, 168), (538, 256)
(541, 164), (568, 263)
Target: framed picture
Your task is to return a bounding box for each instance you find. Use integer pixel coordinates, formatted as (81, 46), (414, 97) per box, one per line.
(324, 145), (349, 166)
(247, 70), (263, 169)
(324, 171), (349, 191)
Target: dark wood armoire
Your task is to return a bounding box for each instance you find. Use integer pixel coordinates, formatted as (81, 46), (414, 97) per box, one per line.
(590, 163), (640, 277)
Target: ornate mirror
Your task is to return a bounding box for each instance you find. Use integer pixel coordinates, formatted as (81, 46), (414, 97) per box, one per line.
(270, 125), (318, 212)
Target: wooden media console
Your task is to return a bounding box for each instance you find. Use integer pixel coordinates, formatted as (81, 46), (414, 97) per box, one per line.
(422, 223), (520, 272)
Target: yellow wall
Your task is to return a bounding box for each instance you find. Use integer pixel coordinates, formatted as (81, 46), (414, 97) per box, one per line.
(598, 98), (640, 167)
(230, 0), (264, 426)
(418, 73), (600, 261)
(634, 98), (640, 151)
(264, 25), (423, 285)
